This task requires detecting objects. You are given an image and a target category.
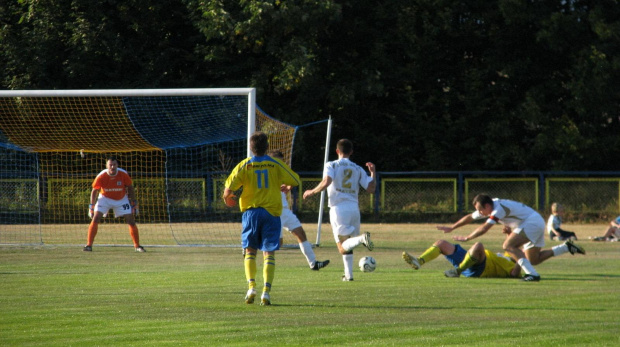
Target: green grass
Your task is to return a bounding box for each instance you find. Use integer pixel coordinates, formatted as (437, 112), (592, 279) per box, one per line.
(1, 223), (619, 346)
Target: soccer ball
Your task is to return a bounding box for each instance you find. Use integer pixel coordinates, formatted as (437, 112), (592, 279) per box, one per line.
(359, 256), (376, 273)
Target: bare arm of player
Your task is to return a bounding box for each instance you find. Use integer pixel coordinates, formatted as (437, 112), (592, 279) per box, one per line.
(365, 162), (376, 193)
(437, 213), (475, 234)
(222, 187), (237, 207)
(88, 188), (99, 219)
(90, 188), (99, 205)
(126, 185), (138, 215)
(126, 185), (137, 201)
(303, 176), (332, 199)
(452, 222), (494, 242)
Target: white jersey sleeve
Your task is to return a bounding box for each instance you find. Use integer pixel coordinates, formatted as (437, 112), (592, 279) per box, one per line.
(477, 199), (539, 229)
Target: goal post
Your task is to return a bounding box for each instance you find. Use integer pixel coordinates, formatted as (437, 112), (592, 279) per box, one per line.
(0, 88), (301, 247)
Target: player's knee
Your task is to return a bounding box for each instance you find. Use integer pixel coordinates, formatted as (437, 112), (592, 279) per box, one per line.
(337, 244), (350, 255)
(434, 239), (449, 247)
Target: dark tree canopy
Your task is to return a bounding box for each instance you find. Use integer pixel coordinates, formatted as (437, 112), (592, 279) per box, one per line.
(1, 0), (619, 171)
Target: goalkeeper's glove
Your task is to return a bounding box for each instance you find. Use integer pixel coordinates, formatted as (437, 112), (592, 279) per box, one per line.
(131, 200), (139, 216)
(88, 204), (94, 219)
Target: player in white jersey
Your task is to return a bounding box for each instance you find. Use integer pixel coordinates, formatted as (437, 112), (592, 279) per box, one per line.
(437, 194), (586, 282)
(268, 150), (330, 271)
(303, 139), (376, 281)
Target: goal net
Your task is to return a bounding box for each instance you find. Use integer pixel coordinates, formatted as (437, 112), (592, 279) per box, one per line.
(0, 88), (298, 247)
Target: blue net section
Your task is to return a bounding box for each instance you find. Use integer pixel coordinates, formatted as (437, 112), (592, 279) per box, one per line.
(122, 96), (248, 149)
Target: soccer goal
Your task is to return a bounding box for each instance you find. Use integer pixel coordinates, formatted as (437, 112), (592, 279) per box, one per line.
(0, 88), (299, 247)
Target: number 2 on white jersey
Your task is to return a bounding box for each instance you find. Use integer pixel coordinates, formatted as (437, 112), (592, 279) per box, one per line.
(341, 169), (353, 188)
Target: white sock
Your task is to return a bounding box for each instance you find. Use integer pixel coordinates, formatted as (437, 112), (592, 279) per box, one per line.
(299, 241), (316, 268)
(341, 235), (362, 252)
(343, 254), (354, 280)
(552, 244), (569, 257)
(517, 258), (539, 276)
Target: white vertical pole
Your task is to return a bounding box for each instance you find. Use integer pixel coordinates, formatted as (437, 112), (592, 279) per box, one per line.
(247, 88), (256, 157)
(316, 116), (332, 246)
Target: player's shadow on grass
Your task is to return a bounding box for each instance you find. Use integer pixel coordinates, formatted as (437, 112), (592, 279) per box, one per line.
(541, 274), (620, 280)
(273, 302), (615, 312)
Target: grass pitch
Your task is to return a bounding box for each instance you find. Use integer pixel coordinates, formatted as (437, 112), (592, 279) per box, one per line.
(1, 223), (619, 346)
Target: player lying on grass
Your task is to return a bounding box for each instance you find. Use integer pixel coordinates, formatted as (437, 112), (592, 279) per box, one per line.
(402, 237), (522, 279)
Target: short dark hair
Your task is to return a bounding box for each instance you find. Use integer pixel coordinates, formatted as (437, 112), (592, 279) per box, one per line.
(337, 139), (353, 155)
(250, 131), (269, 156)
(267, 150), (284, 159)
(472, 194), (493, 207)
(107, 156), (119, 164)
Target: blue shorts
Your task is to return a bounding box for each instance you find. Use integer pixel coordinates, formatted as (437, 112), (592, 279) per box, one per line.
(444, 244), (486, 277)
(241, 208), (281, 252)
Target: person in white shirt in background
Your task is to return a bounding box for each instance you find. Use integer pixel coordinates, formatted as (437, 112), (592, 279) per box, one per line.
(546, 202), (577, 241)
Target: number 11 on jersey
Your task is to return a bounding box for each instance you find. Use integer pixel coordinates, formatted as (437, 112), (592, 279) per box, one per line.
(255, 169), (269, 188)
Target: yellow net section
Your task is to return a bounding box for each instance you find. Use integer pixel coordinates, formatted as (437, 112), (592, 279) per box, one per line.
(256, 107), (296, 166)
(0, 97), (157, 152)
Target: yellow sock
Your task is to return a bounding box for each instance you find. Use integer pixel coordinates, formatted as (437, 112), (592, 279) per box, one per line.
(457, 252), (479, 273)
(244, 253), (256, 289)
(419, 246), (441, 265)
(263, 255), (275, 293)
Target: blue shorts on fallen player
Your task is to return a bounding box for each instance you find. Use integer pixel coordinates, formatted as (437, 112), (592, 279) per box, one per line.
(241, 207), (281, 251)
(444, 244), (485, 277)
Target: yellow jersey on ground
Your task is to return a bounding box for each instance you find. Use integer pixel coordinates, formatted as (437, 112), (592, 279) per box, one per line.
(480, 250), (519, 278)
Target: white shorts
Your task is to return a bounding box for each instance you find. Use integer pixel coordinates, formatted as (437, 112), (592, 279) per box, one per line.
(329, 204), (361, 244)
(279, 208), (302, 238)
(512, 213), (546, 250)
(95, 195), (132, 218)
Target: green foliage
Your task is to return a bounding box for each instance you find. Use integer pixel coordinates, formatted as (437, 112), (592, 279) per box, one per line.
(1, 1), (620, 171)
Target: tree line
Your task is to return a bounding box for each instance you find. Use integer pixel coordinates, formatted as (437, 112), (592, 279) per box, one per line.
(1, 0), (619, 172)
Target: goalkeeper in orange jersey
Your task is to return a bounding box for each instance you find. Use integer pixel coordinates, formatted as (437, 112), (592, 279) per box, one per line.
(83, 156), (144, 252)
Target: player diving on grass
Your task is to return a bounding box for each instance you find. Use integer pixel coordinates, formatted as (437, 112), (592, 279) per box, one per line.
(268, 150), (330, 271)
(402, 226), (523, 278)
(436, 194), (586, 282)
(403, 241), (523, 278)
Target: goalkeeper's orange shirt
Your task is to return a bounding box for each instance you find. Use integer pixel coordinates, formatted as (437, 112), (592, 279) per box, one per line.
(92, 169), (133, 201)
